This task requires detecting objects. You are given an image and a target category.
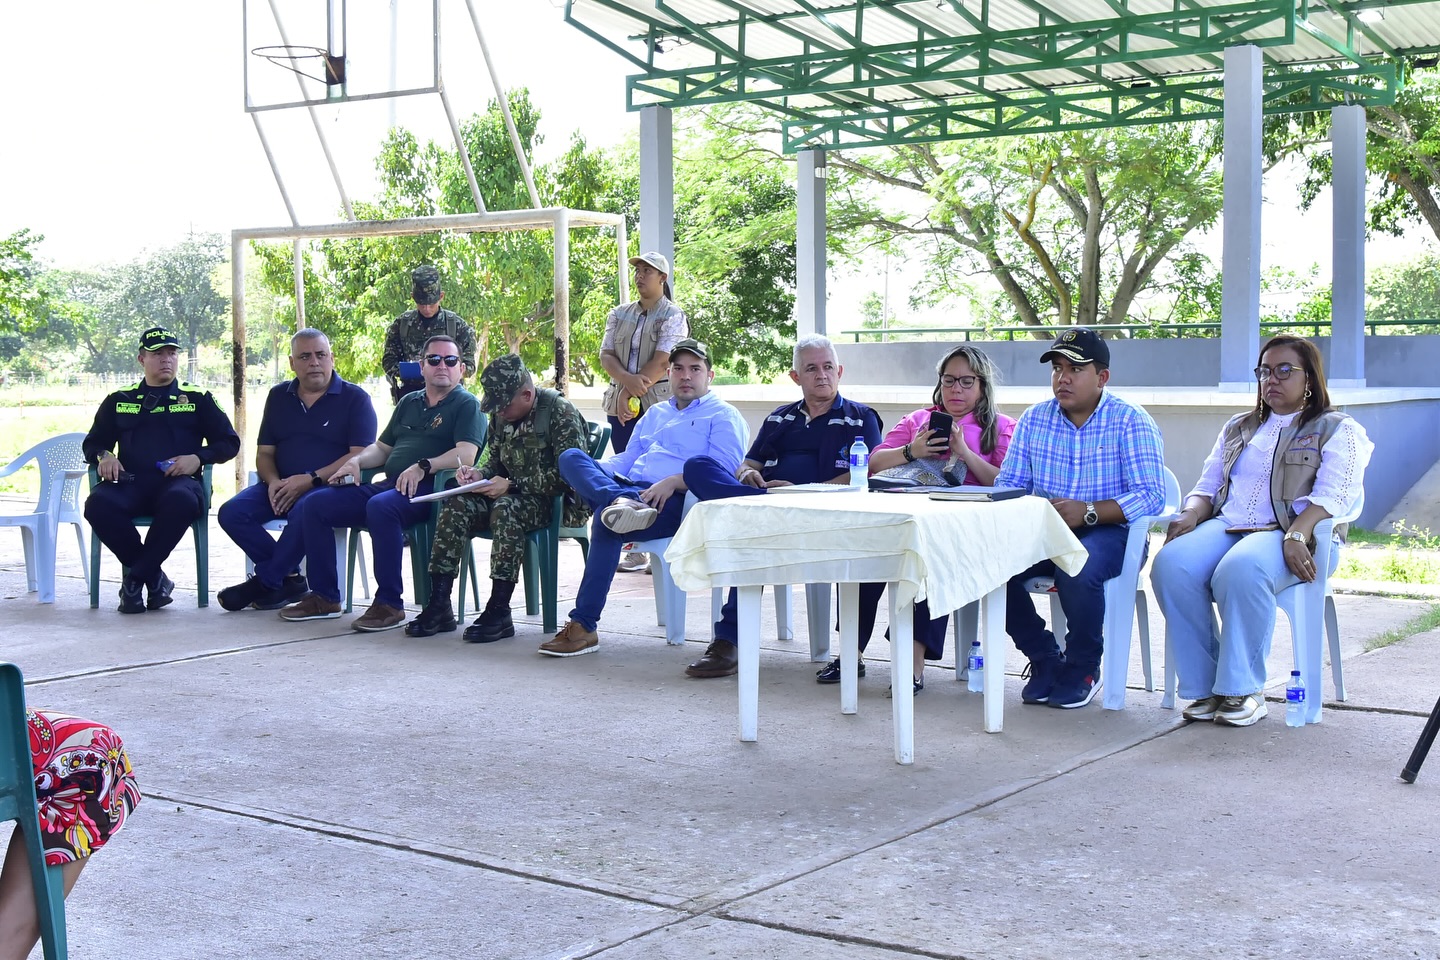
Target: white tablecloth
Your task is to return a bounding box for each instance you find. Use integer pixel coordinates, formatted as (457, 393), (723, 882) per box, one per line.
(665, 491), (1088, 763)
(667, 491), (1087, 613)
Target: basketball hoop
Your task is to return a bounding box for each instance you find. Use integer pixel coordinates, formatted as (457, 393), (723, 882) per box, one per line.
(250, 44), (346, 86)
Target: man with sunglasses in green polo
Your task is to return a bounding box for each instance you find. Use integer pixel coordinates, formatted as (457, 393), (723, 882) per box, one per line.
(279, 334), (486, 632)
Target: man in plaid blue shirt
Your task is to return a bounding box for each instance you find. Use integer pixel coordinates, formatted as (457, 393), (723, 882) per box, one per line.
(995, 327), (1166, 709)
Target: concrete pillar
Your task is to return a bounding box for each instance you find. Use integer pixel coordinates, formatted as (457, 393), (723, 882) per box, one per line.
(796, 149), (827, 337)
(639, 106), (674, 285)
(1219, 44), (1263, 390)
(1330, 104), (1367, 387)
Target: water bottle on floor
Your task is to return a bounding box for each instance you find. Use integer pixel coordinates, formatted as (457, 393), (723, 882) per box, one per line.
(967, 639), (984, 692)
(1285, 670), (1306, 727)
(848, 436), (869, 491)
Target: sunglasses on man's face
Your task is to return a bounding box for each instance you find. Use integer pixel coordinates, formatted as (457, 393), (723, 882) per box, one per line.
(425, 355), (461, 367)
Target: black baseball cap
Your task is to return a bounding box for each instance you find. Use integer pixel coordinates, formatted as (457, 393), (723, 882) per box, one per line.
(1039, 327), (1110, 366)
(140, 327), (180, 352)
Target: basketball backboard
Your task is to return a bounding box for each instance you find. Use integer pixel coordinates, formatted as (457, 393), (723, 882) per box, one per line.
(243, 0), (440, 113)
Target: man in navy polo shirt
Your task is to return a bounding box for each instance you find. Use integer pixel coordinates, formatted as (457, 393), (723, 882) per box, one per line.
(680, 333), (883, 678)
(217, 329), (378, 611)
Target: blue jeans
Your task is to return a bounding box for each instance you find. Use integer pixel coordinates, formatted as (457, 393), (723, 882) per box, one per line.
(298, 480), (433, 608)
(1005, 522), (1130, 674)
(217, 482), (311, 588)
(1150, 518), (1316, 699)
(560, 448), (686, 631)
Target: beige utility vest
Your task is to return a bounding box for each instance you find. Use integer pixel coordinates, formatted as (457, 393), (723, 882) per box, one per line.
(602, 298), (682, 416)
(1211, 409), (1352, 539)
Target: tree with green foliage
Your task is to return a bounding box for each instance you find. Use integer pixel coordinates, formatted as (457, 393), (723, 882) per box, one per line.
(824, 123), (1227, 336)
(671, 107), (799, 376)
(1367, 253), (1440, 328)
(123, 233), (229, 381)
(0, 229), (46, 338)
(1267, 63), (1440, 244)
(250, 89), (630, 388)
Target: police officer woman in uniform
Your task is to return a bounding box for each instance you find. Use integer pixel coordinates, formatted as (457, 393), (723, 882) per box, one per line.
(83, 326), (240, 613)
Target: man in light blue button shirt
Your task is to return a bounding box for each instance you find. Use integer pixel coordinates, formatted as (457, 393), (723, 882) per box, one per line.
(542, 338), (749, 657)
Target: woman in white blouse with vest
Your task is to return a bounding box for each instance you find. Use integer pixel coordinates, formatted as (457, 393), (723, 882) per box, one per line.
(1150, 336), (1372, 727)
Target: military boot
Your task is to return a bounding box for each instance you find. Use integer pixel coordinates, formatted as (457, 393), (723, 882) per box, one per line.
(464, 579), (517, 643)
(405, 574), (457, 637)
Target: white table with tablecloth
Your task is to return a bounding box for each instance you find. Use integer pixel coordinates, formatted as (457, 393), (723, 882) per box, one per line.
(665, 490), (1087, 764)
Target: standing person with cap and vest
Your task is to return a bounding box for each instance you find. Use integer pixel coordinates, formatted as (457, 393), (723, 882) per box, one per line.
(993, 327), (1166, 709)
(599, 251), (688, 574)
(382, 265), (479, 403)
(405, 354), (593, 641)
(82, 326), (241, 613)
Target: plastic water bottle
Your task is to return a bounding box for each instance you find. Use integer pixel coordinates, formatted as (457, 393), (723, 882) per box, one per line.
(1285, 670), (1306, 727)
(966, 640), (984, 693)
(848, 436), (869, 491)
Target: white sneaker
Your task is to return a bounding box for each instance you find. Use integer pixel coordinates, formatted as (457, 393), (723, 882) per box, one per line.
(601, 498), (658, 535)
(1214, 694), (1268, 727)
(616, 550), (650, 573)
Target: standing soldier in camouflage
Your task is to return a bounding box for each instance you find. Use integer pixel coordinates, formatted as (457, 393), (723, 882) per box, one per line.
(382, 265), (479, 402)
(406, 354), (593, 642)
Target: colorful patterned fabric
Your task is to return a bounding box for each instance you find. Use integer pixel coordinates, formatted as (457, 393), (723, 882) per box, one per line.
(27, 710), (141, 865)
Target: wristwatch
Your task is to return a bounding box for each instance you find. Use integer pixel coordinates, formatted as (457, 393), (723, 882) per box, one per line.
(415, 458), (433, 476)
(1284, 530), (1309, 545)
(309, 471), (324, 488)
(1083, 502), (1099, 526)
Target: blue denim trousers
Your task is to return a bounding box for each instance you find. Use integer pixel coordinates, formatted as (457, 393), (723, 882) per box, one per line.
(1150, 518), (1318, 699)
(217, 482), (312, 588)
(1005, 521), (1130, 674)
(559, 448), (686, 632)
(298, 480), (433, 608)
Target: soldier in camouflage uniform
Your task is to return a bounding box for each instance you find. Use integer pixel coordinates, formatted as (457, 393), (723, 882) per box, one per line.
(382, 265), (479, 402)
(406, 353), (594, 642)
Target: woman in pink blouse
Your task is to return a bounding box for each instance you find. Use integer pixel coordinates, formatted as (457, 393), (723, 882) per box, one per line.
(870, 344), (1016, 487)
(1150, 336), (1372, 727)
(868, 345), (1017, 691)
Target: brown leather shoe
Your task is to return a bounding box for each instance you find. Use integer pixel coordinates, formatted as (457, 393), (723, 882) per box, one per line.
(279, 593), (343, 621)
(353, 602), (407, 632)
(539, 620), (599, 657)
(685, 640), (738, 678)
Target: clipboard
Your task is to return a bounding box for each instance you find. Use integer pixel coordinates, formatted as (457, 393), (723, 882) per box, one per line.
(410, 478), (492, 503)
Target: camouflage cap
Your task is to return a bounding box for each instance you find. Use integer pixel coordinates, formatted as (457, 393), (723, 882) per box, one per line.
(480, 354), (529, 413)
(140, 326), (179, 352)
(411, 265), (442, 305)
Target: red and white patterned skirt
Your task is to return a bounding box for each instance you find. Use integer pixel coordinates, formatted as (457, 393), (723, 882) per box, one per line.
(27, 710), (141, 865)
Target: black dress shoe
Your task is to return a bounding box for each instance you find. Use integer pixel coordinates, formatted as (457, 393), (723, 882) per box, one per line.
(117, 577), (146, 614)
(815, 657), (865, 684)
(146, 570), (174, 610)
(251, 574), (310, 611)
(218, 575), (270, 612)
(685, 640), (738, 678)
(463, 606), (514, 643)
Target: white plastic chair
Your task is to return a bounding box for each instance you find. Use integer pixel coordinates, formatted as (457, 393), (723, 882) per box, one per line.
(0, 433), (89, 603)
(242, 472), (368, 603)
(1162, 493), (1362, 724)
(955, 467), (1182, 710)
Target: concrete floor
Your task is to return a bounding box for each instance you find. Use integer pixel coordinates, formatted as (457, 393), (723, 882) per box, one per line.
(1, 525), (1438, 959)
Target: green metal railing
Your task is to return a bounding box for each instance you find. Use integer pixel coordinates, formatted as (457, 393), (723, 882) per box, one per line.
(838, 319), (1434, 343)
